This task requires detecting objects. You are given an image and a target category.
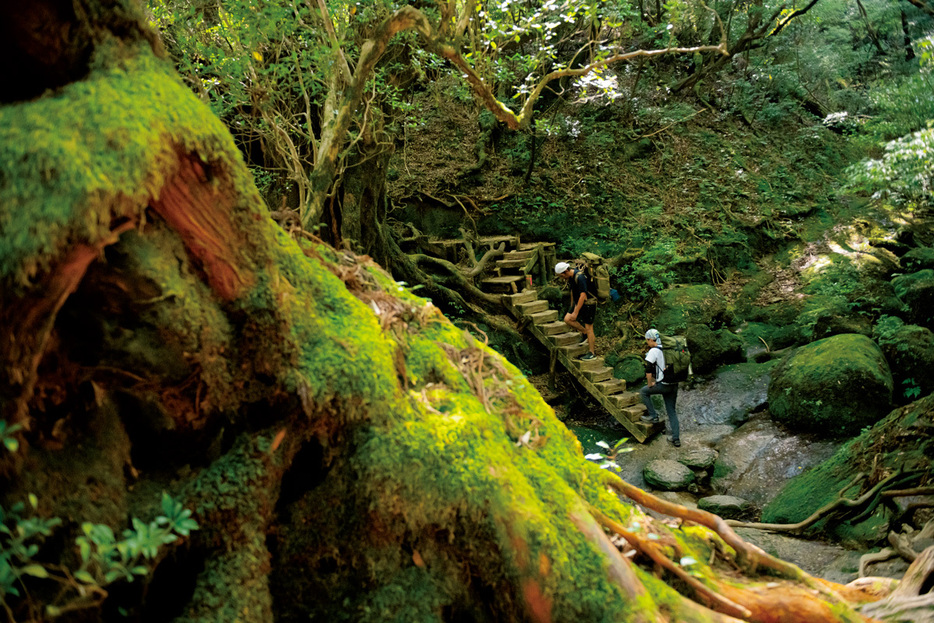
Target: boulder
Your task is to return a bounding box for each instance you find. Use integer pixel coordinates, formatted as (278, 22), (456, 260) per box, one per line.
(767, 334), (893, 437)
(648, 285), (731, 334)
(892, 269), (934, 328)
(697, 495), (751, 519)
(872, 316), (934, 404)
(643, 459), (695, 491)
(685, 324), (745, 374)
(678, 446), (718, 470)
(902, 246), (934, 272)
(612, 354), (646, 385)
(677, 361), (775, 427)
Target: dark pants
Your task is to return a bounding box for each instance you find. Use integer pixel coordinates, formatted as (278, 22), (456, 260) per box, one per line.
(640, 382), (680, 441)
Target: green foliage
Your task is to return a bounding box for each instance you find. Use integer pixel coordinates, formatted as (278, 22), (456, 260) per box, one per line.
(75, 493), (199, 586)
(1, 492), (197, 616)
(846, 124), (934, 207)
(0, 421), (23, 454)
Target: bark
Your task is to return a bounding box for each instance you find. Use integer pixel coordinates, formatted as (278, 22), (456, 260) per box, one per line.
(0, 2), (892, 622)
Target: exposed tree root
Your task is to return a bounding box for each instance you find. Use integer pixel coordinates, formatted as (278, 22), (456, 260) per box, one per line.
(725, 470), (923, 534)
(861, 545), (934, 622)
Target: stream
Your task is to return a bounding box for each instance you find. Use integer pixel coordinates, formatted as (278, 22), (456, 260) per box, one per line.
(564, 360), (913, 584)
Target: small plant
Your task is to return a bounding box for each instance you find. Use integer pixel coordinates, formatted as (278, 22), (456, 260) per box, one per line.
(1, 493), (197, 619)
(584, 438), (633, 470)
(902, 378), (921, 401)
(0, 421), (23, 454)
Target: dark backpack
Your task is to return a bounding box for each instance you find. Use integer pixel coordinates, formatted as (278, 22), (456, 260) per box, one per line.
(578, 252), (611, 300)
(660, 335), (692, 382)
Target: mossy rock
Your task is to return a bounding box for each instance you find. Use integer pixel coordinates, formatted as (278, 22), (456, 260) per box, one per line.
(612, 354), (646, 385)
(762, 393), (934, 545)
(767, 334), (893, 437)
(538, 284), (564, 309)
(643, 459), (695, 491)
(685, 324), (745, 374)
(736, 322), (800, 358)
(792, 295), (851, 342)
(892, 269), (934, 328)
(902, 246), (934, 272)
(648, 284), (730, 334)
(872, 316), (934, 404)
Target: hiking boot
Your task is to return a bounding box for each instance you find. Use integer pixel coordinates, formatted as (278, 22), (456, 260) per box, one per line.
(671, 438), (681, 448)
(579, 352), (596, 361)
(640, 415), (660, 424)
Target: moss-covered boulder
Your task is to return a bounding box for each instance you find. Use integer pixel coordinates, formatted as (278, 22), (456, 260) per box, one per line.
(643, 459), (695, 491)
(872, 316), (934, 404)
(767, 334), (893, 437)
(611, 354), (646, 385)
(762, 393), (934, 546)
(648, 284), (731, 334)
(902, 246), (934, 272)
(892, 269), (934, 328)
(685, 324), (745, 374)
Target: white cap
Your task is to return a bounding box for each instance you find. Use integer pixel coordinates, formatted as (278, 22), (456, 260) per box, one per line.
(554, 262), (570, 274)
(645, 329), (661, 342)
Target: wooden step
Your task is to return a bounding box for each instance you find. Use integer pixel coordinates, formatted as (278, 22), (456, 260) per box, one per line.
(577, 356), (605, 372)
(620, 403), (647, 422)
(516, 300), (549, 315)
(551, 332), (584, 347)
(519, 242), (555, 251)
(504, 290), (538, 305)
(595, 379), (626, 395)
(496, 258), (529, 270)
(559, 343), (590, 358)
(481, 275), (524, 293)
(528, 309), (558, 325)
(609, 392), (640, 409)
(540, 321), (568, 336)
(582, 366), (613, 383)
(502, 250), (535, 260)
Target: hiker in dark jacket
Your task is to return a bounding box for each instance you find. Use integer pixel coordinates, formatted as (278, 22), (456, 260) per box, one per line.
(555, 261), (596, 360)
(639, 329), (681, 447)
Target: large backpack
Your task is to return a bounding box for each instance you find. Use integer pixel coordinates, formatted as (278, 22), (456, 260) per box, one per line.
(578, 252), (611, 300)
(660, 335), (692, 382)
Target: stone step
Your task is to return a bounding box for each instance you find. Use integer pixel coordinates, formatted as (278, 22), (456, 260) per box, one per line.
(528, 309), (558, 325)
(540, 321), (568, 336)
(551, 332), (584, 347)
(595, 379), (626, 395)
(576, 356), (605, 372)
(558, 343), (590, 358)
(583, 366), (613, 383)
(481, 275), (524, 293)
(516, 300), (549, 315)
(609, 392), (640, 409)
(504, 290), (538, 305)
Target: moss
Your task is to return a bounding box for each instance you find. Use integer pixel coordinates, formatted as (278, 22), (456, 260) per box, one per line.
(0, 49), (239, 290)
(892, 269), (934, 327)
(767, 334), (893, 437)
(648, 284), (730, 334)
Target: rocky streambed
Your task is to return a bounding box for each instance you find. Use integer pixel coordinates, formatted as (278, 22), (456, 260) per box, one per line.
(565, 360), (915, 583)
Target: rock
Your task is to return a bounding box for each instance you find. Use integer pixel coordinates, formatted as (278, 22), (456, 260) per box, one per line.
(873, 316), (934, 404)
(612, 354), (646, 385)
(648, 284), (731, 334)
(643, 459), (695, 491)
(710, 413), (841, 506)
(902, 246), (934, 272)
(767, 334), (893, 437)
(893, 269), (934, 328)
(678, 446), (718, 470)
(733, 528), (862, 584)
(735, 322), (800, 360)
(685, 324), (746, 374)
(697, 495), (751, 519)
(678, 361), (776, 428)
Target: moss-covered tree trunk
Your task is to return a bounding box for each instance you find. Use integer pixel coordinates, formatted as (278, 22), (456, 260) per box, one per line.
(0, 2), (891, 622)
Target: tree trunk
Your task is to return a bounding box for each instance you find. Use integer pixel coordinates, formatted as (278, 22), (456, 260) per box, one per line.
(0, 2), (891, 622)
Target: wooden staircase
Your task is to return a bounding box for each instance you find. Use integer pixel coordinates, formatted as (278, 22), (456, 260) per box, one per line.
(474, 240), (663, 443)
